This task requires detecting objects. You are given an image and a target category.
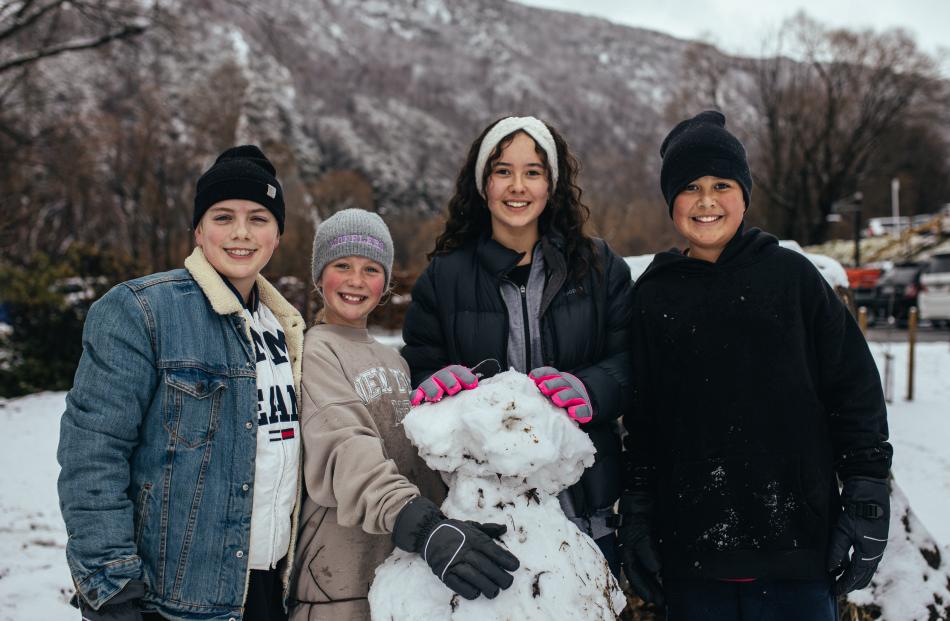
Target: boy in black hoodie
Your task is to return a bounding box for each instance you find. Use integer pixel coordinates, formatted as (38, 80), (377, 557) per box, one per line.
(618, 111), (893, 620)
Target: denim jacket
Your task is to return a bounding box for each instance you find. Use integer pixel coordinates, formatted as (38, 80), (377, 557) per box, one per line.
(57, 248), (304, 621)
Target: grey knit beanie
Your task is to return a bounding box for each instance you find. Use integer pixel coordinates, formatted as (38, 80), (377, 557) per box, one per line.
(311, 208), (394, 289)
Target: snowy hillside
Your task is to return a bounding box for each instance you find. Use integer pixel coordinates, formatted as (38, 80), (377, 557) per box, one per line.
(2, 344), (949, 619)
(20, 0), (747, 217)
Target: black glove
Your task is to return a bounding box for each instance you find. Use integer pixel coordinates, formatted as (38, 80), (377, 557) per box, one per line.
(827, 476), (890, 595)
(393, 496), (520, 600)
(78, 580), (145, 621)
(617, 491), (664, 606)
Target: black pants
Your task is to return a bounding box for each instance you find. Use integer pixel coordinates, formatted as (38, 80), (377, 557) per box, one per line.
(664, 579), (838, 621)
(142, 568), (287, 621)
(594, 533), (622, 580)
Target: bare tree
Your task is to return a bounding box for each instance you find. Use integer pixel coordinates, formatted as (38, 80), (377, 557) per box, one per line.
(308, 169), (376, 221)
(750, 12), (941, 243)
(0, 0), (154, 77)
(663, 39), (731, 123)
(0, 1), (160, 257)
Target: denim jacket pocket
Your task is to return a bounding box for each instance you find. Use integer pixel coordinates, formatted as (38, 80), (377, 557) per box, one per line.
(163, 368), (227, 448)
(133, 483), (153, 547)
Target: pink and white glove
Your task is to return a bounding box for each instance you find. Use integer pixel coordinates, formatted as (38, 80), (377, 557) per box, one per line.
(528, 367), (593, 423)
(411, 365), (479, 406)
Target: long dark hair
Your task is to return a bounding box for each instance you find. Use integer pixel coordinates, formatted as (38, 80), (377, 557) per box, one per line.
(430, 118), (598, 283)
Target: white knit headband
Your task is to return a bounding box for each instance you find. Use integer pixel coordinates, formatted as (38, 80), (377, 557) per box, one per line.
(474, 116), (559, 197)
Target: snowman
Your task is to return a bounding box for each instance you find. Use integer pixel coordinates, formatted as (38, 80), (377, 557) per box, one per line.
(368, 370), (626, 620)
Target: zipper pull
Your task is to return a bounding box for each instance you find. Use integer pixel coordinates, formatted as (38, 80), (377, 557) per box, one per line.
(520, 285), (527, 296)
(471, 358), (502, 379)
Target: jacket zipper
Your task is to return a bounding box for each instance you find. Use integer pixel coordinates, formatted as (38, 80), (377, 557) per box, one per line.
(520, 284), (531, 369)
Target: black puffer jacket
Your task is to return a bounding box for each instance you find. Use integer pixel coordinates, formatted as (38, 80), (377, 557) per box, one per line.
(625, 225), (892, 580)
(402, 233), (633, 514)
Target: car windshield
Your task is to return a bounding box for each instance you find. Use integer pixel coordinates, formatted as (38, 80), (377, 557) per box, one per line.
(880, 267), (919, 285)
(928, 256), (950, 273)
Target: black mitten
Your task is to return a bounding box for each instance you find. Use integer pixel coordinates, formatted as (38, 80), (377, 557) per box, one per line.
(617, 491), (664, 606)
(827, 477), (890, 595)
(393, 496), (520, 600)
(78, 580), (145, 621)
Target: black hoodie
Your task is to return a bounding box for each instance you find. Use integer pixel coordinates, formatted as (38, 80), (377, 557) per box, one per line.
(624, 224), (892, 580)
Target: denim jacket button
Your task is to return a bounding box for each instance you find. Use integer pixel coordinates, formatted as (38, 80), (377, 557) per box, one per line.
(236, 550), (244, 558)
(242, 483), (249, 491)
(245, 421), (253, 429)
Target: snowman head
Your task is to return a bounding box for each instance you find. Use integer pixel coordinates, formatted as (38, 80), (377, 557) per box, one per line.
(403, 370), (595, 494)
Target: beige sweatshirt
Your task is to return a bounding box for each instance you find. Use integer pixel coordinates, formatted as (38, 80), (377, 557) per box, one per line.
(291, 324), (445, 621)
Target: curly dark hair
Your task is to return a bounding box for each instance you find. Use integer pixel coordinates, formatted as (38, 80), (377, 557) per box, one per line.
(430, 117), (598, 283)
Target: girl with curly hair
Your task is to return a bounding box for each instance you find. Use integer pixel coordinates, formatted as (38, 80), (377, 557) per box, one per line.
(401, 116), (634, 575)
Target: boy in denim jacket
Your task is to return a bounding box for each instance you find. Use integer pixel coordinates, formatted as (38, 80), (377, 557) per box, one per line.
(58, 146), (303, 621)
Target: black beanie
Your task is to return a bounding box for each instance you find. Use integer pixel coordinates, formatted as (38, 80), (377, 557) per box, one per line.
(193, 145), (285, 232)
(659, 110), (752, 216)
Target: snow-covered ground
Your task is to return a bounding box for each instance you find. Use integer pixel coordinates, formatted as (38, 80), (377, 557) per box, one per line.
(868, 341), (950, 548)
(0, 393), (76, 620)
(1, 342), (948, 620)
(369, 330), (404, 351)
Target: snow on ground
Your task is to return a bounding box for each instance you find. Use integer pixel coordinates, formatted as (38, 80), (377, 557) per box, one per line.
(0, 393), (75, 621)
(369, 329), (404, 351)
(853, 482), (950, 620)
(2, 343), (949, 620)
(623, 254), (654, 282)
(844, 342), (950, 619)
(869, 342), (950, 549)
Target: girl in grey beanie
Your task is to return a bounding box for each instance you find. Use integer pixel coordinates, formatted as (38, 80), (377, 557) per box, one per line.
(311, 208), (394, 292)
(294, 207), (513, 619)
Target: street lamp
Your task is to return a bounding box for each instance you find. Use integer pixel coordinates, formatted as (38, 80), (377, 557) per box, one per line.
(831, 192), (864, 266)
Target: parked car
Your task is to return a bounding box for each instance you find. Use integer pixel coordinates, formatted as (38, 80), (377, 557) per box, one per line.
(919, 253), (950, 328)
(865, 216), (911, 237)
(873, 262), (927, 326)
(846, 267), (883, 319)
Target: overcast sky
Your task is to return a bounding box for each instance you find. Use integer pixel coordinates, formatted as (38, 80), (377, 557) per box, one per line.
(515, 0), (949, 62)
